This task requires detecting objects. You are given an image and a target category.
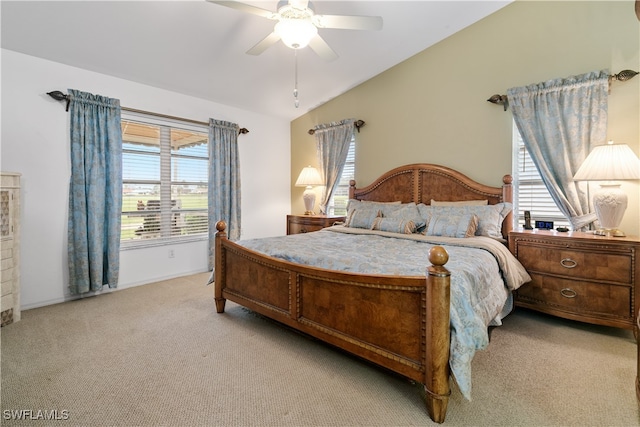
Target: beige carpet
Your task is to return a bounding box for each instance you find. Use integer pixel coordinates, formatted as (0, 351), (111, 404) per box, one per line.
(1, 272), (638, 426)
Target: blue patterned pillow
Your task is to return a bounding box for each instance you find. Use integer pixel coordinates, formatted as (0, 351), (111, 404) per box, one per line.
(346, 199), (401, 216)
(372, 217), (417, 234)
(418, 203), (512, 239)
(430, 199), (488, 206)
(345, 208), (380, 229)
(384, 203), (426, 232)
(426, 213), (479, 238)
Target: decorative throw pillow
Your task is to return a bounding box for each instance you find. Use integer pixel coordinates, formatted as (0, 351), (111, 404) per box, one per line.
(417, 203), (512, 239)
(384, 203), (426, 232)
(345, 208), (381, 229)
(426, 213), (479, 238)
(372, 217), (417, 234)
(346, 199), (401, 216)
(430, 199), (488, 206)
(417, 203), (434, 229)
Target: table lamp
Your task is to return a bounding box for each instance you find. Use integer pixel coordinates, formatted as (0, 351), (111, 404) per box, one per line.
(573, 141), (640, 237)
(295, 166), (323, 215)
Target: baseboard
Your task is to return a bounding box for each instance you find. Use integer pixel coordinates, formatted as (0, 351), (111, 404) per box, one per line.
(20, 268), (209, 311)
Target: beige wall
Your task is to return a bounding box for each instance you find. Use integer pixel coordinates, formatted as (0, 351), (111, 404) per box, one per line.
(291, 0), (640, 236)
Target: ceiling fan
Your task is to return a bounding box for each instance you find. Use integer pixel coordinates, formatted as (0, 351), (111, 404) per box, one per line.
(207, 0), (383, 61)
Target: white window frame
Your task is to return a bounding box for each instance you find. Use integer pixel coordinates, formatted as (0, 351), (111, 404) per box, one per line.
(327, 135), (355, 216)
(512, 121), (570, 229)
(120, 111), (209, 249)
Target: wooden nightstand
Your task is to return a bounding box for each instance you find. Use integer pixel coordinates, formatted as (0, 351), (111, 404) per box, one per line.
(286, 214), (345, 235)
(509, 229), (640, 332)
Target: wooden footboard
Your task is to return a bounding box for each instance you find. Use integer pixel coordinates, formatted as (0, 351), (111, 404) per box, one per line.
(214, 221), (452, 423)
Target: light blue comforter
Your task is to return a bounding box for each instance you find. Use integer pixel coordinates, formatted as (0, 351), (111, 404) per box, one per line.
(237, 225), (530, 400)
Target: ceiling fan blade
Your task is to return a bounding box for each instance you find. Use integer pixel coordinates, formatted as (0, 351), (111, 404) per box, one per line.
(206, 1), (278, 20)
(313, 14), (383, 31)
(636, 0), (640, 21)
(246, 32), (281, 56)
(308, 35), (338, 62)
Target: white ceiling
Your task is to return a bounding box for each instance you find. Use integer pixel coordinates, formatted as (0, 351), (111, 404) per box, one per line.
(1, 1), (512, 121)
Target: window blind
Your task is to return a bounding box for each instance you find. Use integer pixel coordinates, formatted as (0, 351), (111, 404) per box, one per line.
(328, 135), (355, 216)
(121, 111), (209, 248)
(512, 121), (570, 228)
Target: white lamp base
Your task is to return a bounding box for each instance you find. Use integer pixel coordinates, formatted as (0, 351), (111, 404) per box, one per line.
(592, 183), (627, 237)
(302, 187), (316, 215)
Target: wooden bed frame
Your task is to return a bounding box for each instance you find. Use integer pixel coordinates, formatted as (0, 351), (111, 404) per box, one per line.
(214, 163), (513, 423)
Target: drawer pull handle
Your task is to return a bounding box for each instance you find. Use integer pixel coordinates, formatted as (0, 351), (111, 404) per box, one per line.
(300, 228), (308, 233)
(560, 288), (577, 298)
(560, 258), (577, 268)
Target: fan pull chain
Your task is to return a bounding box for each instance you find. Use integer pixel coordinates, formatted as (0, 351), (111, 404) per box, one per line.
(293, 49), (299, 108)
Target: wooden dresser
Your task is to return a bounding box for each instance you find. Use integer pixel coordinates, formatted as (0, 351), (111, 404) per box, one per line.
(1, 172), (21, 326)
(286, 214), (345, 235)
(509, 229), (640, 332)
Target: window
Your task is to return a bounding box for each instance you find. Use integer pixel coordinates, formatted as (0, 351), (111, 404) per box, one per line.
(121, 111), (209, 248)
(327, 135), (355, 216)
(512, 121), (570, 229)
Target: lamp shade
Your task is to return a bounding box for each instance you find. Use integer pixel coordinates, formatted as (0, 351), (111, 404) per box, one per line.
(573, 142), (640, 181)
(573, 141), (640, 237)
(295, 166), (323, 187)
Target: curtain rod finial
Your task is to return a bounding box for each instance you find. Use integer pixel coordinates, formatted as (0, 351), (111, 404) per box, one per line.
(612, 69), (639, 81)
(47, 90), (71, 111)
(47, 90), (68, 101)
(487, 94), (508, 111)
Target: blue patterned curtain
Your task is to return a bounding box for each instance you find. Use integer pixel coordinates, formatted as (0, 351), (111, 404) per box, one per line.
(67, 89), (122, 294)
(507, 70), (609, 230)
(208, 119), (241, 270)
(313, 118), (355, 214)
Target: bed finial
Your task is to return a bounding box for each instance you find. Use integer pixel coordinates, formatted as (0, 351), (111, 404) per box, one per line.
(428, 246), (449, 269)
(348, 179), (357, 200)
(216, 221), (227, 233)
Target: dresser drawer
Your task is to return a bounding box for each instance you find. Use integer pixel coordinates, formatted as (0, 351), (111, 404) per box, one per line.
(509, 229), (640, 331)
(287, 215), (345, 235)
(288, 222), (323, 234)
(516, 243), (633, 284)
(517, 273), (633, 320)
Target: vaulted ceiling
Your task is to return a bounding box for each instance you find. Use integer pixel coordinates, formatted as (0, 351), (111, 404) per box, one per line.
(1, 1), (512, 120)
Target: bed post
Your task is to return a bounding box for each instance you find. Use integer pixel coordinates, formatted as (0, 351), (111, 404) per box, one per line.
(502, 174), (514, 237)
(214, 220), (227, 313)
(348, 179), (356, 200)
(424, 246), (451, 424)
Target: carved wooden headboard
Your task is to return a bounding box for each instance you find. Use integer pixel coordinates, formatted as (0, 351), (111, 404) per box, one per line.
(348, 163), (513, 237)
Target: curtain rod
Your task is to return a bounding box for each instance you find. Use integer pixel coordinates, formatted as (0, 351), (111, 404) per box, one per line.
(308, 119), (366, 135)
(46, 90), (249, 135)
(486, 69), (639, 111)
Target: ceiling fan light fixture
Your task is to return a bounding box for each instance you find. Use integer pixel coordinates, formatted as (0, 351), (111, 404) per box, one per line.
(275, 18), (317, 49)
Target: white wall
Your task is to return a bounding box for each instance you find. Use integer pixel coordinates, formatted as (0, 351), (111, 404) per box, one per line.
(0, 49), (291, 310)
